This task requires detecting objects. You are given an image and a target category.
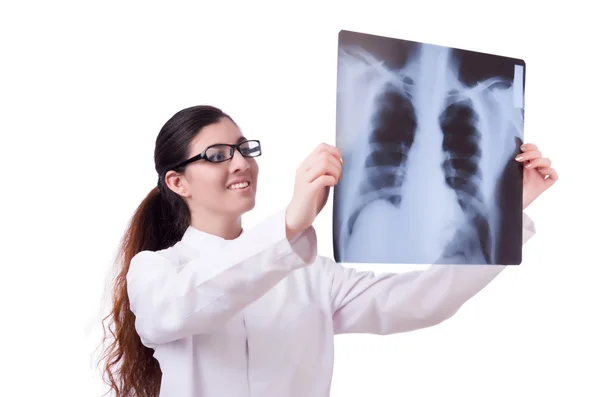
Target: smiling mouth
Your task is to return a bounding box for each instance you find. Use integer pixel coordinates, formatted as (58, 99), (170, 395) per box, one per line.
(227, 181), (250, 190)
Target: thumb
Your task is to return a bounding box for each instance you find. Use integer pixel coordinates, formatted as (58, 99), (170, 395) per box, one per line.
(311, 175), (337, 192)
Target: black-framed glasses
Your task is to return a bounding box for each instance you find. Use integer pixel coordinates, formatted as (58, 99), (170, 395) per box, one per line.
(172, 139), (262, 168)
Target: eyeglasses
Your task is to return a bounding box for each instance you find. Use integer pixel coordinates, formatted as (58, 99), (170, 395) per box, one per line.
(172, 139), (262, 168)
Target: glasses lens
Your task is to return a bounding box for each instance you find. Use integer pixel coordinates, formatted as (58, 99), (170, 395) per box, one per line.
(205, 145), (233, 162)
(239, 140), (261, 157)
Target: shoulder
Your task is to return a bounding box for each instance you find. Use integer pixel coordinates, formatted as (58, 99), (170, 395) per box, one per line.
(128, 244), (187, 278)
(133, 244), (182, 263)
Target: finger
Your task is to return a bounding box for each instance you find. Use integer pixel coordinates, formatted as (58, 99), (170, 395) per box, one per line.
(537, 167), (559, 181)
(326, 155), (342, 180)
(305, 155), (342, 182)
(520, 143), (538, 152)
(304, 151), (343, 173)
(314, 142), (341, 157)
(516, 149), (542, 162)
(312, 174), (338, 191)
(303, 143), (343, 168)
(525, 157), (552, 169)
(305, 158), (341, 184)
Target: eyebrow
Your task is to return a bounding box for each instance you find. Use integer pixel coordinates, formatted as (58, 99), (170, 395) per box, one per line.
(201, 136), (247, 151)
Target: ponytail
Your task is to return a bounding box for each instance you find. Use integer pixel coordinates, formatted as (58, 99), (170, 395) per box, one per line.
(99, 184), (190, 397)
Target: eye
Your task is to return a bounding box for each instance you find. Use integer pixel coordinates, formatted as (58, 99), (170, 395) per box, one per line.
(239, 141), (261, 156)
(206, 146), (230, 162)
(208, 152), (225, 161)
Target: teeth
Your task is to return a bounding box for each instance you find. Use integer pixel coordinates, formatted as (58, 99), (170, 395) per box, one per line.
(228, 181), (249, 190)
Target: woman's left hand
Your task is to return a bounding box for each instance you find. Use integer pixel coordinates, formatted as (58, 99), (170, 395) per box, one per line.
(516, 143), (558, 209)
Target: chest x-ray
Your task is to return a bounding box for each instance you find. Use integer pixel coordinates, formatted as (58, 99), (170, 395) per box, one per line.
(332, 30), (525, 266)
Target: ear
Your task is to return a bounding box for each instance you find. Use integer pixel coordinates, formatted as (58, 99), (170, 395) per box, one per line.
(165, 170), (191, 198)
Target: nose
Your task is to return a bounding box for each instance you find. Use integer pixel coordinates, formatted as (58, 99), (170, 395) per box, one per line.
(229, 148), (250, 172)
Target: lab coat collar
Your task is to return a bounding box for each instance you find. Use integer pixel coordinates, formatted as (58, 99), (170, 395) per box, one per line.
(181, 225), (244, 248)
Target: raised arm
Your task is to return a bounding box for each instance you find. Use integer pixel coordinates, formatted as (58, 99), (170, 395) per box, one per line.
(127, 143), (343, 347)
(127, 208), (317, 347)
(327, 212), (536, 335)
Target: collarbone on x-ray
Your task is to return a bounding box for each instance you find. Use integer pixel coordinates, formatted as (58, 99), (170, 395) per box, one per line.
(333, 32), (524, 266)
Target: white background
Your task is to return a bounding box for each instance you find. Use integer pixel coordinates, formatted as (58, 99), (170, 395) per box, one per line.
(1, 1), (598, 396)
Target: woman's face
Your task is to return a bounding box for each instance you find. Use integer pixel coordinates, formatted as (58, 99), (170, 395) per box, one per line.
(166, 117), (259, 219)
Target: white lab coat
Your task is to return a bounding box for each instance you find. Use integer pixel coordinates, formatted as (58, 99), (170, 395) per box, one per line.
(127, 208), (536, 397)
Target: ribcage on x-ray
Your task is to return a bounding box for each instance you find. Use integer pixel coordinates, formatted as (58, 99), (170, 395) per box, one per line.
(334, 35), (525, 265)
(343, 88), (493, 264)
(346, 79), (417, 238)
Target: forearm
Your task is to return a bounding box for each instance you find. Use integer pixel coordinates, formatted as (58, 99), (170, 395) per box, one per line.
(127, 209), (318, 346)
(330, 211), (536, 335)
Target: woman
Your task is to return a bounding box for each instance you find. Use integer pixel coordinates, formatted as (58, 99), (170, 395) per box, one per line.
(99, 105), (558, 397)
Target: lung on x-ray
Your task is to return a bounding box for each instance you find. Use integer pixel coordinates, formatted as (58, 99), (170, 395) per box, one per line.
(332, 30), (525, 266)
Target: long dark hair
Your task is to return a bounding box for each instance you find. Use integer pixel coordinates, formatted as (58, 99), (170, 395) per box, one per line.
(98, 105), (233, 397)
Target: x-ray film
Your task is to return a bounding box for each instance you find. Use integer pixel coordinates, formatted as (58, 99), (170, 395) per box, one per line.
(332, 30), (525, 265)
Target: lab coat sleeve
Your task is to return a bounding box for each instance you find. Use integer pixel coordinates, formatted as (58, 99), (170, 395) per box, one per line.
(126, 208), (318, 346)
(328, 212), (536, 335)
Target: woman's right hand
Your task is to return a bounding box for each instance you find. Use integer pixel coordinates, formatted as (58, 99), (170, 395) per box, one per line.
(285, 143), (343, 239)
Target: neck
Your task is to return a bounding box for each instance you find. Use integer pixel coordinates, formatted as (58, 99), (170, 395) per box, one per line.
(189, 207), (243, 240)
